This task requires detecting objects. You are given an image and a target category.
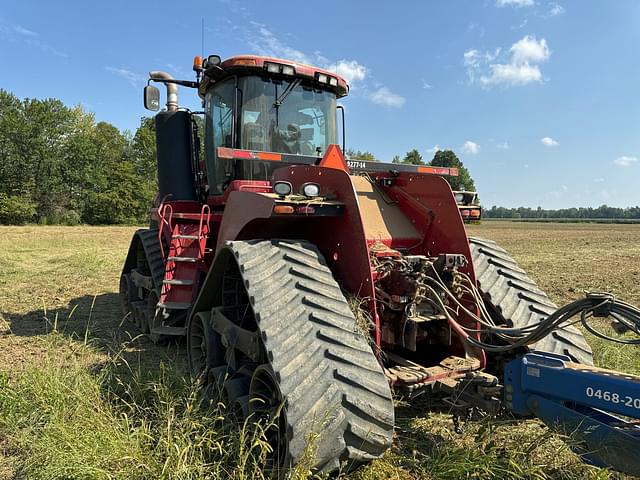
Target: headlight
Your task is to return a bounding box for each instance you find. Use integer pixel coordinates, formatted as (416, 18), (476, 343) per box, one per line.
(301, 183), (320, 197)
(454, 193), (465, 203)
(273, 181), (292, 196)
(265, 62), (280, 74)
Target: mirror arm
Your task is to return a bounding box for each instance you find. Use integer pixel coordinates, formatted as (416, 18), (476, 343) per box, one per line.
(151, 78), (199, 89)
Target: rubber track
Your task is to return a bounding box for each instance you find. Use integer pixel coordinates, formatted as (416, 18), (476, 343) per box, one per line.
(136, 228), (165, 296)
(469, 237), (593, 365)
(227, 239), (395, 473)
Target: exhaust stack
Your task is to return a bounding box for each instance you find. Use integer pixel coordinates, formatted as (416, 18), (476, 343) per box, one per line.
(149, 71), (178, 111)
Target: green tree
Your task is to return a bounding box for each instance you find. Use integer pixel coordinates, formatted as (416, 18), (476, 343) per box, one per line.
(392, 155), (401, 163)
(130, 117), (157, 179)
(0, 89), (158, 225)
(81, 120), (155, 224)
(0, 94), (84, 222)
(429, 149), (476, 191)
(402, 149), (424, 165)
(0, 193), (36, 224)
(345, 149), (375, 161)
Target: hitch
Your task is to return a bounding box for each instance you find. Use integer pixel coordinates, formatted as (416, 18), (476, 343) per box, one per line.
(436, 371), (502, 434)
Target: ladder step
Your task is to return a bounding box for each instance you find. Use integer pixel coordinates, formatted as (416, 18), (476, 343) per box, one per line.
(173, 235), (200, 240)
(163, 279), (195, 286)
(167, 256), (199, 263)
(150, 326), (186, 337)
(157, 301), (192, 310)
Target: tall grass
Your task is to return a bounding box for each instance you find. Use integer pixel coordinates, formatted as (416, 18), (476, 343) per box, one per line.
(0, 327), (621, 479)
(0, 331), (280, 480)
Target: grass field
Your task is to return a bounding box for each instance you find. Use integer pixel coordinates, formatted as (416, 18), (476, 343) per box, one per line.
(0, 223), (639, 479)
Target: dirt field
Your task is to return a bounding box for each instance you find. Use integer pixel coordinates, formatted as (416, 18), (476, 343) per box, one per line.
(0, 222), (638, 479)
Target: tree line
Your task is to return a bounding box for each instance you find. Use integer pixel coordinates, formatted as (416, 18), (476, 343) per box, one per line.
(484, 205), (640, 220)
(0, 89), (157, 224)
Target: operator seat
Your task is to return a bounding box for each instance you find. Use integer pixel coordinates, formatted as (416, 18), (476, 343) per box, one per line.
(270, 122), (301, 154)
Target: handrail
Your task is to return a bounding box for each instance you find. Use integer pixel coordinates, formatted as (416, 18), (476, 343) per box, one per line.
(158, 203), (173, 261)
(197, 204), (211, 257)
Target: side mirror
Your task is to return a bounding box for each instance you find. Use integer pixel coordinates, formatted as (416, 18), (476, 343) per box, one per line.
(144, 85), (160, 111)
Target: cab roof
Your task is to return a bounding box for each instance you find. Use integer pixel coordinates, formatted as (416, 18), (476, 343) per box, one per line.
(199, 54), (349, 98)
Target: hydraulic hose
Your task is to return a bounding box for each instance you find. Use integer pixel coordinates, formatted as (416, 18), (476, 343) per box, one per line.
(424, 261), (640, 352)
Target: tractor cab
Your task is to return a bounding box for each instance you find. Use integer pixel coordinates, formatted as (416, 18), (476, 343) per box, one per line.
(144, 54), (348, 200)
(198, 55), (347, 195)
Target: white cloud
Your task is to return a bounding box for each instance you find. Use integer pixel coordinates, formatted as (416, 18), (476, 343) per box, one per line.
(497, 141), (510, 149)
(461, 141), (480, 155)
(331, 59), (367, 85)
(165, 63), (190, 78)
(247, 23), (369, 86)
(244, 22), (406, 108)
(614, 155), (638, 167)
(422, 79), (433, 89)
(481, 62), (543, 87)
(105, 67), (145, 87)
(593, 178), (605, 182)
(0, 21), (68, 58)
(510, 36), (550, 64)
(13, 25), (38, 37)
(248, 24), (308, 64)
(466, 35), (550, 88)
(427, 145), (443, 154)
(496, 0), (535, 6)
(541, 136), (559, 147)
(523, 163), (530, 168)
(547, 2), (565, 16)
(370, 87), (406, 108)
(464, 49), (481, 68)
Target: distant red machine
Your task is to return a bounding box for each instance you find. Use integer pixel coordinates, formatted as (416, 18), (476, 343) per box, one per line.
(454, 190), (482, 222)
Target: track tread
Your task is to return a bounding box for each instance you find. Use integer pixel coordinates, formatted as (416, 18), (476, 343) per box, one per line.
(469, 236), (593, 364)
(227, 239), (394, 473)
(136, 228), (165, 295)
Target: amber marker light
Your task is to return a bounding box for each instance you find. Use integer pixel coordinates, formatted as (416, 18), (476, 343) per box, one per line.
(273, 205), (295, 214)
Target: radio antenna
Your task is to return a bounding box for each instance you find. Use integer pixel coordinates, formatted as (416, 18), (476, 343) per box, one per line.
(201, 18), (205, 58)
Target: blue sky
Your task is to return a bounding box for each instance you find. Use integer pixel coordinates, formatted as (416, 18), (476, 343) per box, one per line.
(2, 0), (639, 208)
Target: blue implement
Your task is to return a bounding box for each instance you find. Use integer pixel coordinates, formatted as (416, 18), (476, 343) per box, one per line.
(505, 351), (640, 476)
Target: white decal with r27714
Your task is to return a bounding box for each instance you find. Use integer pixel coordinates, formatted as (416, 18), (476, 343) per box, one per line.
(346, 160), (366, 169)
(585, 387), (640, 408)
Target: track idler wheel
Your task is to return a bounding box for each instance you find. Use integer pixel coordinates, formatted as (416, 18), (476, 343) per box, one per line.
(146, 291), (162, 342)
(187, 311), (225, 379)
(118, 273), (135, 319)
(249, 364), (289, 470)
(224, 377), (251, 421)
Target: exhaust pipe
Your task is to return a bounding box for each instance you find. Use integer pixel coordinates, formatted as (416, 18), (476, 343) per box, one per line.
(149, 71), (178, 111)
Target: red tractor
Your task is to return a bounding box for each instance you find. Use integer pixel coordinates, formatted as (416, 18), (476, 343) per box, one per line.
(454, 190), (482, 223)
(120, 54), (640, 477)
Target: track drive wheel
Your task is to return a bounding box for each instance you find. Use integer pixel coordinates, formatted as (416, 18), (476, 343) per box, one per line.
(469, 237), (593, 365)
(187, 240), (395, 476)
